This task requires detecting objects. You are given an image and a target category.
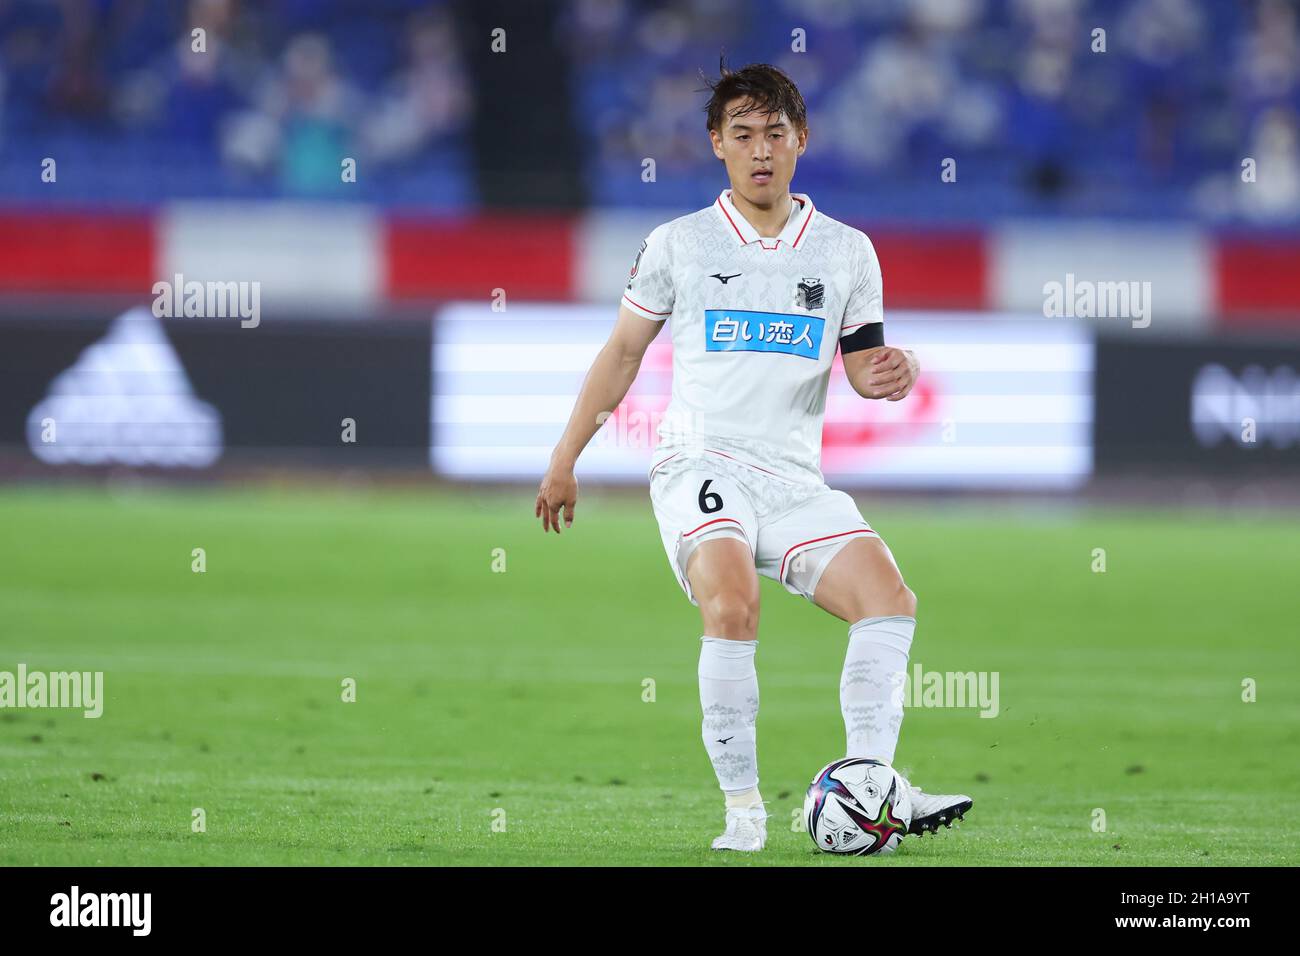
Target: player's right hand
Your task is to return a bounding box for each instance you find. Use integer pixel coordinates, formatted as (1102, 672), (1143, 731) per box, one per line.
(535, 465), (578, 534)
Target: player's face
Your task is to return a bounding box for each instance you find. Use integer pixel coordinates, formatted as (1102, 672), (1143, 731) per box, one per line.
(710, 98), (807, 206)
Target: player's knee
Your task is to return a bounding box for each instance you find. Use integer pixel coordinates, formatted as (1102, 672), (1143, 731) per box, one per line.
(700, 591), (759, 640)
(896, 583), (918, 618)
(854, 579), (916, 621)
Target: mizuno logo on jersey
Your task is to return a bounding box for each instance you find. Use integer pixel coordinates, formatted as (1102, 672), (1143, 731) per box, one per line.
(797, 277), (825, 310)
(710, 272), (742, 284)
(704, 309), (824, 359)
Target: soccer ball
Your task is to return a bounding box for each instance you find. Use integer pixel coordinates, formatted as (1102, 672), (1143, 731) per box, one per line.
(803, 757), (912, 855)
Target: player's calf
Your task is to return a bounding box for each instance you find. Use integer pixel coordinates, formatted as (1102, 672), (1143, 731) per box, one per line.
(687, 536), (769, 847)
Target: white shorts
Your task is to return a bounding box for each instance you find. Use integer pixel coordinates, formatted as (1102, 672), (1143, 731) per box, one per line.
(648, 448), (880, 606)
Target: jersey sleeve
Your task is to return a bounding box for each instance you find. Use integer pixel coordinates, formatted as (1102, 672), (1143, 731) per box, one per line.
(621, 223), (675, 321)
(840, 231), (883, 338)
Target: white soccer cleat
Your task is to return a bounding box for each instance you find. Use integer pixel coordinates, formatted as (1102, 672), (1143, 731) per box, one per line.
(897, 775), (973, 836)
(711, 806), (768, 852)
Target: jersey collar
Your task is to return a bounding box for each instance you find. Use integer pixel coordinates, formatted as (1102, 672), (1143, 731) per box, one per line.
(714, 188), (816, 251)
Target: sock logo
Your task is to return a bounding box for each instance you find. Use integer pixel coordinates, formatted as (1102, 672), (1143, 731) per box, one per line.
(717, 736), (734, 745)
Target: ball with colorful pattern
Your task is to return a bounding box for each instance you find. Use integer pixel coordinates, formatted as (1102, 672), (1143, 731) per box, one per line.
(803, 757), (911, 855)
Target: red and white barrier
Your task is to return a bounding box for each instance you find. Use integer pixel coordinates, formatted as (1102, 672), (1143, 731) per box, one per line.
(0, 206), (1295, 327)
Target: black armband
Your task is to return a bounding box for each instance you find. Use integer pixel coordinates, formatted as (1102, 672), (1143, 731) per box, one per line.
(839, 322), (885, 354)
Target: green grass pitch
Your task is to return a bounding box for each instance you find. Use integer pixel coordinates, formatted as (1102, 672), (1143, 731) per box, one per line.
(1, 484), (1297, 866)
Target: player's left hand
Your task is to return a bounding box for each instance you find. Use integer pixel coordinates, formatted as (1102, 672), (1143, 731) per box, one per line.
(863, 347), (919, 401)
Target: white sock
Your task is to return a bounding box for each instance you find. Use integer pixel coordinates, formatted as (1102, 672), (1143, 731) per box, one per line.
(840, 615), (914, 764)
(698, 636), (759, 795)
(724, 786), (765, 810)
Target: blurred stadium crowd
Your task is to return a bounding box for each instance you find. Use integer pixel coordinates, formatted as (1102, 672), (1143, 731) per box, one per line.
(571, 0), (1300, 220)
(0, 0), (473, 205)
(1, 0), (1297, 222)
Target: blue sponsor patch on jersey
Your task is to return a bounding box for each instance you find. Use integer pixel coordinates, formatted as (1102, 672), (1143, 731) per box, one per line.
(704, 310), (824, 359)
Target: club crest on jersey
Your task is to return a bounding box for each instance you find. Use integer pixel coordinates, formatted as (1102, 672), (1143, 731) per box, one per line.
(626, 239), (647, 290)
(796, 278), (825, 311)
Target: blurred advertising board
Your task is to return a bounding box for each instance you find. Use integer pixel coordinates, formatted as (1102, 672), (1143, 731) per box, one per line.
(431, 303), (1094, 488)
(1096, 338), (1300, 471)
(0, 309), (430, 468)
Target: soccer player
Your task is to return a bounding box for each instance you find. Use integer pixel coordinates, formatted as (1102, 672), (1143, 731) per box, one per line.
(535, 62), (972, 852)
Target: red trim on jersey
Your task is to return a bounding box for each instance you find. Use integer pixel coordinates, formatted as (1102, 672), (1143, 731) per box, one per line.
(622, 293), (671, 316)
(683, 517), (745, 538)
(779, 528), (878, 580)
(716, 196), (748, 245)
(840, 320), (880, 333)
(648, 451), (681, 479)
(791, 199), (814, 249)
(701, 447), (785, 479)
(716, 193), (811, 251)
(650, 447), (795, 484)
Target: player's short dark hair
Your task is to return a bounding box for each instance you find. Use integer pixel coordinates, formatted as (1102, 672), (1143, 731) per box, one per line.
(703, 59), (807, 134)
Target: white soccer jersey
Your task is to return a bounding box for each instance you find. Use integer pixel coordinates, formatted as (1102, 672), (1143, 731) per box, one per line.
(623, 189), (884, 485)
